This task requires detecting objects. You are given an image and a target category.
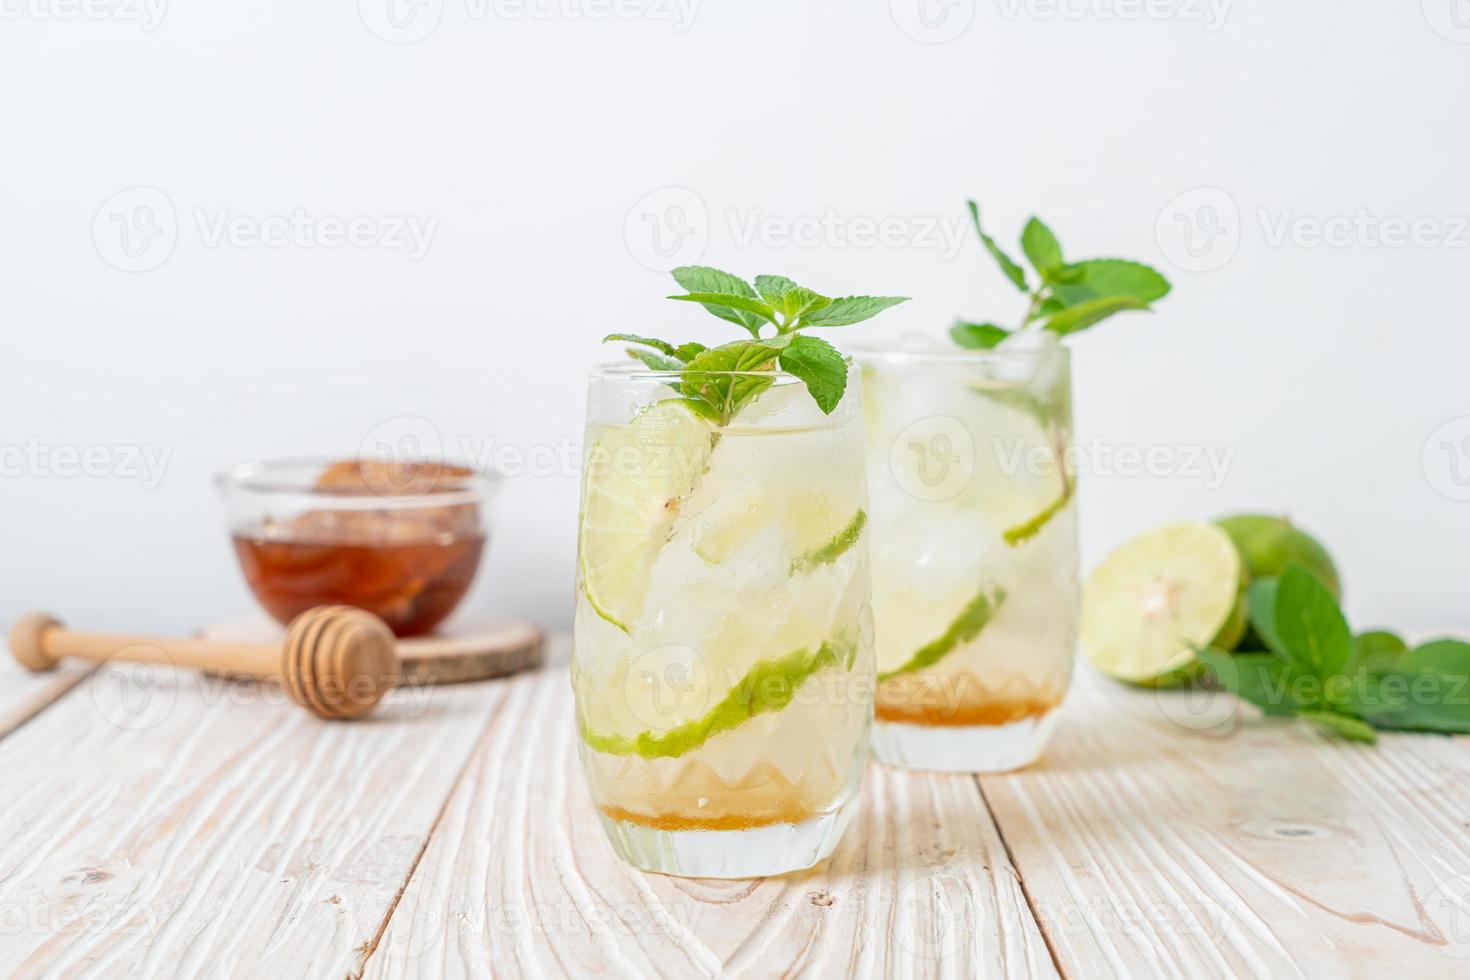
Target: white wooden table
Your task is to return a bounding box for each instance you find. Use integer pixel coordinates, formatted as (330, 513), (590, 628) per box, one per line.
(3, 636), (1468, 978)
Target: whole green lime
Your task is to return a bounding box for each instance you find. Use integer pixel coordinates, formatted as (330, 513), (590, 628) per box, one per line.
(1216, 514), (1341, 598)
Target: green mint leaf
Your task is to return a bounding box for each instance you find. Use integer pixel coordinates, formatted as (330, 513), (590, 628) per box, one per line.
(790, 509), (866, 575)
(670, 266), (769, 336)
(1043, 295), (1150, 337)
(879, 586), (1005, 681)
(1274, 564), (1353, 679)
(950, 322), (1011, 349)
(679, 337), (789, 425)
(1246, 578), (1288, 659)
(1195, 649), (1314, 716)
(777, 334), (848, 414)
(1020, 216), (1064, 276)
(1032, 297), (1066, 321)
(966, 200), (1027, 291)
(604, 333), (678, 357)
(799, 295), (908, 328)
(668, 291), (778, 325)
(1300, 710), (1378, 744)
(1403, 638), (1470, 678)
(754, 275), (833, 323)
(672, 341), (708, 361)
(1350, 668), (1470, 734)
(1052, 259), (1173, 307)
(624, 348), (684, 372)
(1354, 630), (1408, 672)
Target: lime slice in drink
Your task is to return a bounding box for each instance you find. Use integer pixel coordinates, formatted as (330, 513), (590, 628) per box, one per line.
(692, 490), (864, 571)
(1081, 521), (1247, 685)
(580, 400), (715, 632)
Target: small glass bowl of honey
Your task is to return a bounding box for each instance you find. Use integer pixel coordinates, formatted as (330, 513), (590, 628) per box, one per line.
(216, 458), (500, 637)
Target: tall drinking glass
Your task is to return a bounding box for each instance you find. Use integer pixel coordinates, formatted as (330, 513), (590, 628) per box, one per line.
(857, 340), (1079, 772)
(573, 365), (873, 877)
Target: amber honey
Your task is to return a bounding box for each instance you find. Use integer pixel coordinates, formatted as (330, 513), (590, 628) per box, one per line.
(226, 459), (490, 637)
(234, 533), (484, 637)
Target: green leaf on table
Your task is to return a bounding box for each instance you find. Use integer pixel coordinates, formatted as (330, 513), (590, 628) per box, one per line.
(950, 322), (1011, 349)
(604, 333), (678, 356)
(777, 334), (848, 414)
(1403, 638), (1470, 678)
(967, 200), (1028, 292)
(754, 275), (832, 323)
(672, 341), (708, 361)
(1349, 667), (1470, 734)
(1354, 630), (1408, 672)
(1042, 295), (1150, 337)
(1196, 649), (1314, 716)
(1299, 710), (1378, 744)
(1021, 217), (1064, 276)
(800, 295), (909, 328)
(1052, 259), (1172, 307)
(670, 266), (771, 336)
(1274, 564), (1353, 678)
(1246, 578), (1288, 658)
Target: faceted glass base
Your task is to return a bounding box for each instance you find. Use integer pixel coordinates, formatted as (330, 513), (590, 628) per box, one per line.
(871, 710), (1060, 773)
(596, 795), (858, 879)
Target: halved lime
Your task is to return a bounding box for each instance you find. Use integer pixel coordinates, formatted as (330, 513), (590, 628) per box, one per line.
(579, 401), (715, 631)
(1081, 522), (1246, 685)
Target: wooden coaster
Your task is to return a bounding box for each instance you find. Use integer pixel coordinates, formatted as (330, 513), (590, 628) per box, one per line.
(202, 616), (545, 685)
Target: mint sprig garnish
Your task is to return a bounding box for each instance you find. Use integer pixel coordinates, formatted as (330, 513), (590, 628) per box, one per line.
(606, 266), (907, 426)
(1196, 563), (1470, 743)
(952, 199), (1171, 348)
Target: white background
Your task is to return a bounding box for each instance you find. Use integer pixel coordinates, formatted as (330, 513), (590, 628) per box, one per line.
(4, 1), (1468, 636)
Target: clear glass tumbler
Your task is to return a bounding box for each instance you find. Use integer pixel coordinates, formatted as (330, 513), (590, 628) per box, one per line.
(572, 365), (874, 877)
(857, 340), (1079, 772)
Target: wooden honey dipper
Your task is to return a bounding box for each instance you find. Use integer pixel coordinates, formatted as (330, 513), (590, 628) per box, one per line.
(8, 605), (399, 720)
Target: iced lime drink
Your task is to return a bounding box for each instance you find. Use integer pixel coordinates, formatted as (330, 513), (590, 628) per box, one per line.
(858, 339), (1079, 772)
(574, 369), (873, 877)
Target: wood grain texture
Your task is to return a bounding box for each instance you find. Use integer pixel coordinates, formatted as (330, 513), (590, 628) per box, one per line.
(980, 665), (1470, 978)
(361, 647), (1055, 980)
(0, 663), (505, 978)
(0, 657), (90, 739)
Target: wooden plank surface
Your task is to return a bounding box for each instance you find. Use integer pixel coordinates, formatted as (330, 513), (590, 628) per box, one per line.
(0, 658), (90, 739)
(980, 665), (1470, 978)
(361, 651), (1056, 980)
(0, 662), (505, 978)
(6, 633), (1470, 978)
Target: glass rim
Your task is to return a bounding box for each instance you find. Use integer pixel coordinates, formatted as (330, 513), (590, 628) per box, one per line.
(850, 342), (1067, 365)
(214, 455), (502, 507)
(588, 361), (811, 382)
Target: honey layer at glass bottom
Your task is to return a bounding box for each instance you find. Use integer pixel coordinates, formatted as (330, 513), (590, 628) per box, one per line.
(875, 672), (1064, 727)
